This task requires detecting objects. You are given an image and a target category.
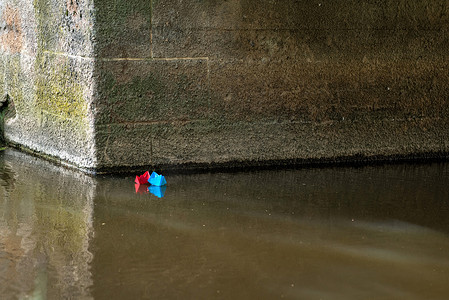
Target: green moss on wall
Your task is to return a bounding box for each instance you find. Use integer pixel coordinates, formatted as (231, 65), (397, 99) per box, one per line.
(5, 56), (24, 112)
(33, 0), (58, 52)
(0, 58), (5, 99)
(33, 0), (89, 126)
(95, 62), (211, 125)
(35, 55), (87, 122)
(95, 70), (165, 124)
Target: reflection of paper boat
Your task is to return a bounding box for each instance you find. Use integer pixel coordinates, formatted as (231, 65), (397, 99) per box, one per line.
(135, 183), (149, 194)
(148, 185), (167, 198)
(148, 171), (167, 186)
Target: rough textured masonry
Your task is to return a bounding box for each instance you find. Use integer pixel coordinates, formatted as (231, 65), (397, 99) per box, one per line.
(0, 0), (448, 173)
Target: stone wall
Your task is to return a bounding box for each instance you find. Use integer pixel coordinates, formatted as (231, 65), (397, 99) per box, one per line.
(0, 0), (96, 168)
(1, 1), (449, 172)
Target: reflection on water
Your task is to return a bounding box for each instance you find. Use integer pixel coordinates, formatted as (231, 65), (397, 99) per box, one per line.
(0, 150), (94, 299)
(148, 185), (167, 198)
(1, 149), (449, 299)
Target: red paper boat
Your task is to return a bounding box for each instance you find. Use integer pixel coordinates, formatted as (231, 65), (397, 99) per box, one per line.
(135, 171), (150, 185)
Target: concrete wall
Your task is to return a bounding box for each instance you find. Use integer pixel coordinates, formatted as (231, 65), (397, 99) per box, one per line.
(0, 0), (97, 168)
(1, 1), (449, 172)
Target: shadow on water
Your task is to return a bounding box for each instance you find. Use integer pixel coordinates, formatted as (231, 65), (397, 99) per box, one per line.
(1, 148), (449, 299)
(0, 94), (15, 149)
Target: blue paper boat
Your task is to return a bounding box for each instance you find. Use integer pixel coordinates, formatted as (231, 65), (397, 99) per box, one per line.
(148, 171), (167, 186)
(148, 185), (167, 198)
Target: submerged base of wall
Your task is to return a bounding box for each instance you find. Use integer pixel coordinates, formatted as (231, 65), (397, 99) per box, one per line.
(6, 103), (449, 174)
(7, 142), (449, 175)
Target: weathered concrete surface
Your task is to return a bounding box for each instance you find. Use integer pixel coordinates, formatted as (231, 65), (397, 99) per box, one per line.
(0, 0), (97, 168)
(1, 1), (449, 172)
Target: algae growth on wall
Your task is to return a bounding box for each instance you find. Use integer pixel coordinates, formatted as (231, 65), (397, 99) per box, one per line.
(0, 0), (448, 172)
(93, 0), (449, 170)
(0, 0), (97, 169)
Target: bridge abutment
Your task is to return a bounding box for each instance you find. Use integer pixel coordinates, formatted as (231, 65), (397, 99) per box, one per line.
(1, 1), (448, 172)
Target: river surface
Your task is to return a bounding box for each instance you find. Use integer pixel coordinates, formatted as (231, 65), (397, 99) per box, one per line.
(0, 149), (448, 299)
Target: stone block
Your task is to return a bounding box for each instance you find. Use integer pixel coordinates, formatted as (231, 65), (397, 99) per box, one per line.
(5, 52), (96, 168)
(33, 0), (95, 57)
(95, 0), (152, 58)
(93, 58), (210, 125)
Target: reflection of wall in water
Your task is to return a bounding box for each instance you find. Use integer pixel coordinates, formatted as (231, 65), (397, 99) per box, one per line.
(0, 150), (94, 299)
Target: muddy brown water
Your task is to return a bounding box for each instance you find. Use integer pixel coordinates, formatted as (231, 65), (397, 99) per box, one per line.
(0, 149), (448, 299)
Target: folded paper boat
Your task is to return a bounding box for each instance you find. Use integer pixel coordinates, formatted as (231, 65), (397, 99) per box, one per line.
(148, 171), (167, 186)
(135, 171), (150, 185)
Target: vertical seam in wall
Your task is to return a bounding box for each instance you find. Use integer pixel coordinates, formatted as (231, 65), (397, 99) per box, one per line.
(150, 0), (153, 58)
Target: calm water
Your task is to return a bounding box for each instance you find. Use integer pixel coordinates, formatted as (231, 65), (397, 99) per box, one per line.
(0, 149), (448, 299)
